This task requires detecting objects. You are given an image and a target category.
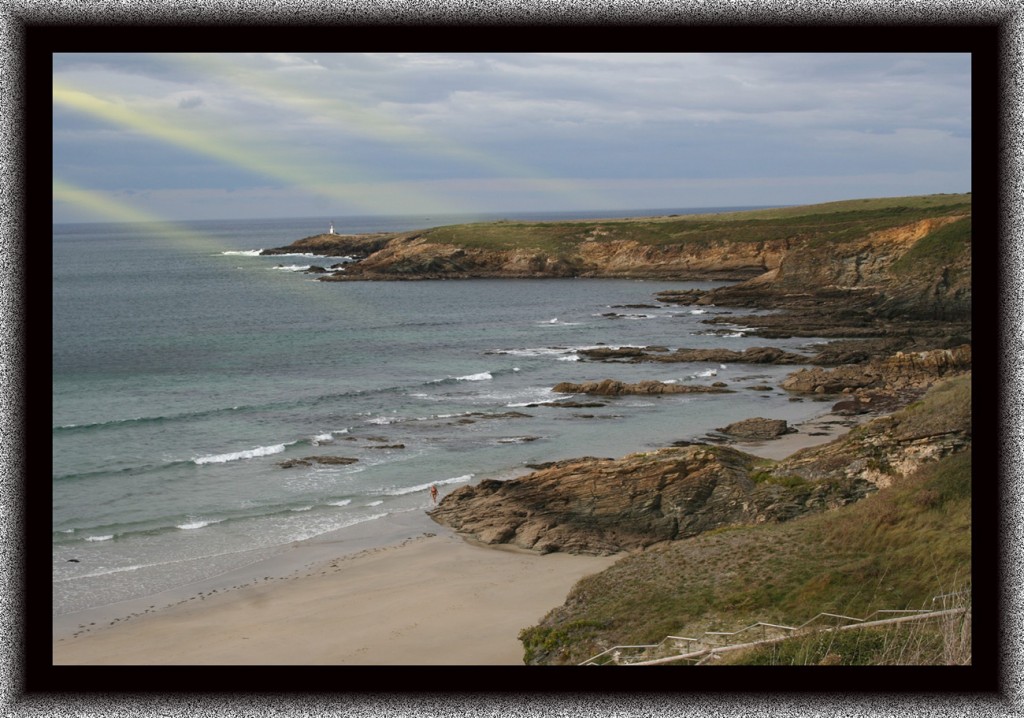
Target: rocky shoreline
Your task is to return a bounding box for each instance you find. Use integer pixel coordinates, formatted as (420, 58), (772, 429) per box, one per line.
(266, 198), (972, 562)
(427, 350), (970, 556)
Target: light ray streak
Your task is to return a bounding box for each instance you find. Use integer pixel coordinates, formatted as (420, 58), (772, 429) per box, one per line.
(162, 53), (613, 210)
(53, 179), (210, 252)
(53, 178), (388, 322)
(53, 81), (469, 216)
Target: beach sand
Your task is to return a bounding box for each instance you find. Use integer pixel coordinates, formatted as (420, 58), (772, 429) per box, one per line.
(51, 408), (863, 666)
(52, 528), (620, 665)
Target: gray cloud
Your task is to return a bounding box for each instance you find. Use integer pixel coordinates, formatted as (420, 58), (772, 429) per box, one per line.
(51, 52), (971, 222)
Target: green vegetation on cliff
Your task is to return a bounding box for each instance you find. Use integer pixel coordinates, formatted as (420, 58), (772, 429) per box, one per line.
(518, 374), (971, 665)
(890, 214), (972, 276)
(420, 194), (971, 253)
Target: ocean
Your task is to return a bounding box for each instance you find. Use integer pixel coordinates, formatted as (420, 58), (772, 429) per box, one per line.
(52, 207), (833, 618)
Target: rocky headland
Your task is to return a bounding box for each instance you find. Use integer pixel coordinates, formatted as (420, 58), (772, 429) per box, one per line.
(266, 194), (973, 664)
(266, 195), (970, 357)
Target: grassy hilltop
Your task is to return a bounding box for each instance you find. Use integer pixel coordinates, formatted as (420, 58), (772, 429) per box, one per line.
(421, 193), (972, 252)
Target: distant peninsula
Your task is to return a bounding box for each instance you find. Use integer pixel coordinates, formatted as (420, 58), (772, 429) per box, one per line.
(265, 193), (972, 358)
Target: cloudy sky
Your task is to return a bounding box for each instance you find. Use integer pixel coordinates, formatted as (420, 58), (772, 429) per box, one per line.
(52, 52), (971, 223)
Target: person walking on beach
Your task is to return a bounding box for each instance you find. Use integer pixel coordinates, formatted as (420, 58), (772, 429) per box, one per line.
(430, 485), (438, 504)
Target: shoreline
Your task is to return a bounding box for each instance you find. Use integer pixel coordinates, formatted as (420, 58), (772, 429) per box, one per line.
(52, 526), (621, 665)
(52, 404), (866, 665)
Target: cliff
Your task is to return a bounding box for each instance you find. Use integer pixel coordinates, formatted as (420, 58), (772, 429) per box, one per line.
(702, 214), (972, 322)
(264, 195), (971, 331)
(264, 194), (966, 292)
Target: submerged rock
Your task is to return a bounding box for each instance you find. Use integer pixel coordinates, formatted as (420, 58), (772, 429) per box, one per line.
(551, 379), (733, 396)
(279, 456), (359, 468)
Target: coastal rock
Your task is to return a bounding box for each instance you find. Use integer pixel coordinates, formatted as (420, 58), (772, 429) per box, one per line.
(430, 373), (970, 555)
(655, 289), (709, 305)
(551, 379), (734, 396)
(716, 417), (795, 440)
(429, 445), (873, 555)
(578, 346), (809, 365)
(261, 232), (396, 258)
(769, 373), (972, 489)
(278, 455), (359, 468)
(779, 345), (971, 395)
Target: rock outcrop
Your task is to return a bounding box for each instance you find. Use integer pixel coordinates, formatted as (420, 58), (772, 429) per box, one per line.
(577, 346), (810, 365)
(428, 445), (874, 555)
(551, 379), (734, 396)
(716, 417), (795, 440)
(279, 455), (358, 468)
(695, 215), (972, 328)
(779, 345), (971, 394)
(429, 372), (971, 554)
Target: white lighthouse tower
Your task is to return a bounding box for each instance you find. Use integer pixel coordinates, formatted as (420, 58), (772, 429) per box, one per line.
(328, 221), (336, 235)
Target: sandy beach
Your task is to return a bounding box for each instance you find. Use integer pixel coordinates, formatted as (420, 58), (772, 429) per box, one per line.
(52, 409), (861, 666)
(52, 527), (620, 665)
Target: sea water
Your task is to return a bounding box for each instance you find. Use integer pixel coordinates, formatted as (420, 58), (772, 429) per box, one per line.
(52, 208), (832, 617)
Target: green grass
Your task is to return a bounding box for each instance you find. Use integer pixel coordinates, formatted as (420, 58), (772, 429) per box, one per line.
(421, 195), (971, 254)
(750, 471), (807, 489)
(518, 376), (972, 665)
(719, 606), (971, 666)
(889, 215), (972, 275)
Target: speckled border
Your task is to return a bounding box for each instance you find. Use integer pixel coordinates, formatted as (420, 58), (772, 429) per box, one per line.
(2, 2), (1018, 716)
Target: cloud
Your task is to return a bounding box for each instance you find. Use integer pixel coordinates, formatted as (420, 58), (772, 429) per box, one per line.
(51, 52), (971, 222)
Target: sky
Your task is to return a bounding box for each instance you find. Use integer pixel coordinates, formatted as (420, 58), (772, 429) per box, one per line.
(51, 52), (972, 224)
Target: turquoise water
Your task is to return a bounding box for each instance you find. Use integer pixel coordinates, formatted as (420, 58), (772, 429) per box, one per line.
(52, 208), (830, 616)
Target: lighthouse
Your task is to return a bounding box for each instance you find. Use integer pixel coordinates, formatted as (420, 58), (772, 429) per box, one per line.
(328, 221), (336, 235)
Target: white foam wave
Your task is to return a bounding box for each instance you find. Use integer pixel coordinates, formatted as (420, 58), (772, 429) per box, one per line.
(221, 249), (263, 256)
(367, 416), (400, 425)
(696, 368), (718, 378)
(366, 500), (384, 507)
(273, 264), (311, 272)
(310, 432), (334, 446)
(193, 443), (288, 465)
(506, 389), (556, 407)
(85, 535), (113, 542)
(328, 499), (352, 507)
(177, 518), (222, 530)
(290, 506), (314, 512)
(382, 474), (473, 497)
(558, 355), (581, 362)
(451, 372), (492, 382)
